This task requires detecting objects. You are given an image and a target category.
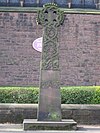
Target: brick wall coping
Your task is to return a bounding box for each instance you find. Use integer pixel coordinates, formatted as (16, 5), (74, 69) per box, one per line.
(0, 103), (100, 110)
(0, 7), (100, 15)
(61, 104), (100, 110)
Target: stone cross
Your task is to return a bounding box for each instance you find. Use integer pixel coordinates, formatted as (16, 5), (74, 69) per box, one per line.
(37, 3), (64, 121)
(24, 4), (76, 130)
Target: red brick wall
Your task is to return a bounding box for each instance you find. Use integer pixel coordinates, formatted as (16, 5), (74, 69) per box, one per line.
(0, 12), (100, 86)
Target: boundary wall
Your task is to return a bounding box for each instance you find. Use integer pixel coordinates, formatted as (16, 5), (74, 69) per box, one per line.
(0, 10), (100, 86)
(0, 104), (99, 124)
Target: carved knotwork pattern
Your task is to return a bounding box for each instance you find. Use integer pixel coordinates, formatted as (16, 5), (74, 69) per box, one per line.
(41, 23), (59, 70)
(41, 80), (60, 90)
(37, 3), (64, 70)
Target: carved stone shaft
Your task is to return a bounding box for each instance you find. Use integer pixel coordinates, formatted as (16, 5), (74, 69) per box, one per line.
(37, 3), (64, 121)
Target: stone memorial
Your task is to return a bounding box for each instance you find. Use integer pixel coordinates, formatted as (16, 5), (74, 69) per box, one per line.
(23, 3), (77, 130)
(37, 3), (64, 122)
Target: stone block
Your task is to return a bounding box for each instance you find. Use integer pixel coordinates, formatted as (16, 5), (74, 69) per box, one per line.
(23, 119), (77, 130)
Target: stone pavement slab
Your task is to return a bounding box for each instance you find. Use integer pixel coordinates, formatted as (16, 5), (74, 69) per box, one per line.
(0, 124), (100, 133)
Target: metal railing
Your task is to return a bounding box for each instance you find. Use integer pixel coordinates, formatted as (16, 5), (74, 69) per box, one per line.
(0, 0), (100, 9)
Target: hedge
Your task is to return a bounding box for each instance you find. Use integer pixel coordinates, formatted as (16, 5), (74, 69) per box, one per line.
(61, 86), (95, 104)
(0, 86), (100, 104)
(0, 87), (39, 103)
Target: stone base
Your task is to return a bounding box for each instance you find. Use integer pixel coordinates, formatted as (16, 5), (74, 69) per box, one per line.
(23, 119), (77, 130)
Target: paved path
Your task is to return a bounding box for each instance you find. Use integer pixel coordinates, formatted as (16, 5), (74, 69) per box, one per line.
(0, 124), (100, 133)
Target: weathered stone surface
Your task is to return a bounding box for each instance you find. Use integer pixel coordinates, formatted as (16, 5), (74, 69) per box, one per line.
(23, 119), (77, 130)
(37, 3), (64, 121)
(0, 104), (99, 124)
(38, 70), (62, 121)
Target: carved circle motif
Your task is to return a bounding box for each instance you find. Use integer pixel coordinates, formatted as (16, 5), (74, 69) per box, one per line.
(37, 3), (64, 27)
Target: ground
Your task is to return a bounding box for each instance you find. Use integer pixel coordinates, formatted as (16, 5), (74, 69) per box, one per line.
(0, 124), (100, 133)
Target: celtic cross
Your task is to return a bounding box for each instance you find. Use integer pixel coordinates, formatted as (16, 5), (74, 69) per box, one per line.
(37, 3), (64, 121)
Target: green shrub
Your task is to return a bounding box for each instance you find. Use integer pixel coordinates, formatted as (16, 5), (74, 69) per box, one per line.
(91, 86), (100, 104)
(0, 87), (39, 103)
(61, 87), (95, 104)
(0, 86), (100, 104)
